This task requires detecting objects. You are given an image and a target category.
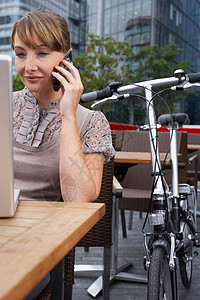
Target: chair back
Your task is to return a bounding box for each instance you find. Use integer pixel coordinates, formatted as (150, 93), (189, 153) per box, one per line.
(77, 133), (115, 247)
(188, 133), (200, 145)
(121, 130), (182, 152)
(121, 130), (186, 189)
(114, 130), (125, 151)
(187, 133), (200, 181)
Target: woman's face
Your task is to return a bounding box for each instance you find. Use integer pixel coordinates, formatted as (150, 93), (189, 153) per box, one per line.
(14, 30), (65, 95)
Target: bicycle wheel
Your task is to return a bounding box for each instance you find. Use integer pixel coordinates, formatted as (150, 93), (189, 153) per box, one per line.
(179, 223), (193, 288)
(148, 247), (173, 300)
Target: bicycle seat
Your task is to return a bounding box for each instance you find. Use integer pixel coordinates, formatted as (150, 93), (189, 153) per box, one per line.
(158, 113), (190, 126)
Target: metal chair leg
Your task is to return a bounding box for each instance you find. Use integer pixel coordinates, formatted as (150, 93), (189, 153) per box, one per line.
(120, 209), (127, 237)
(51, 258), (64, 300)
(103, 246), (111, 300)
(128, 211), (133, 229)
(64, 286), (73, 300)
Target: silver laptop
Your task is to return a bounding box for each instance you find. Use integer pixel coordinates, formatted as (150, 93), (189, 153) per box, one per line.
(0, 55), (20, 217)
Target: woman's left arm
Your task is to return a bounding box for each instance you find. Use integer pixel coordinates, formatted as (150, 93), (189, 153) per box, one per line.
(52, 60), (104, 202)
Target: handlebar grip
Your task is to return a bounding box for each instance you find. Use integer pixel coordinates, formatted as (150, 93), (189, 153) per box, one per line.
(188, 72), (200, 83)
(80, 86), (112, 103)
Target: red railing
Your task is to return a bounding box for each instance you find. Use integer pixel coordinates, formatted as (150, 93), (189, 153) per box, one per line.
(157, 127), (200, 134)
(109, 122), (137, 131)
(109, 122), (200, 134)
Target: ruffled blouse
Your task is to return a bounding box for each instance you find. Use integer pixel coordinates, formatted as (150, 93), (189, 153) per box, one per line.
(13, 87), (115, 163)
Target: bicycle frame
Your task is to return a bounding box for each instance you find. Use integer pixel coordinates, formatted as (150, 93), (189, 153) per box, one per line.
(93, 75), (185, 198)
(118, 80), (185, 300)
(88, 72), (200, 299)
(118, 78), (198, 300)
(119, 77), (182, 199)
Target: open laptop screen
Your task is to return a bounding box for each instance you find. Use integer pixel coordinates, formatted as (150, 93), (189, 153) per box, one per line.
(0, 55), (20, 217)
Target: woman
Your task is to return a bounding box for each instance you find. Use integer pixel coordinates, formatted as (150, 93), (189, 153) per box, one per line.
(11, 8), (115, 204)
(11, 8), (115, 299)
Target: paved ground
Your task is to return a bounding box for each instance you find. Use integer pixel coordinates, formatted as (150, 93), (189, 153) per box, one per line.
(73, 210), (200, 300)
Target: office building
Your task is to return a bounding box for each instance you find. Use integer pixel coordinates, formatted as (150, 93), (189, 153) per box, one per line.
(1, 0), (200, 123)
(0, 0), (83, 66)
(85, 0), (200, 124)
(86, 0), (200, 71)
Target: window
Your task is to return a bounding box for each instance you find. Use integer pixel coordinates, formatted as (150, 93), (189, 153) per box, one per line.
(111, 6), (118, 34)
(104, 9), (110, 35)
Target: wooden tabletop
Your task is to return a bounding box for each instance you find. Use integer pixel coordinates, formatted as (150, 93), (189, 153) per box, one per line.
(114, 151), (171, 165)
(0, 200), (105, 300)
(188, 144), (200, 150)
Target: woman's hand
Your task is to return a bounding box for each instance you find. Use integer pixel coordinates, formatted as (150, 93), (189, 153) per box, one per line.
(52, 60), (83, 118)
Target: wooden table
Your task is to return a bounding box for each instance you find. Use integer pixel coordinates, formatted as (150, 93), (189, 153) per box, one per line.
(114, 151), (173, 183)
(114, 151), (171, 164)
(0, 200), (105, 300)
(188, 144), (200, 151)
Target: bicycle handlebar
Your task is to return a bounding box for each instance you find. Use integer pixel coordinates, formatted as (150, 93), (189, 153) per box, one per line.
(80, 71), (200, 104)
(188, 72), (200, 83)
(80, 86), (112, 103)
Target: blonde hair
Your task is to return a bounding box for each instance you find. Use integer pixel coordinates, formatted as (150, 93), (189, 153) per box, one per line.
(11, 8), (70, 52)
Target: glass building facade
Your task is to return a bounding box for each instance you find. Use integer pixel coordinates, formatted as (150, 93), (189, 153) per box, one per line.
(85, 0), (200, 124)
(86, 0), (200, 71)
(0, 0), (82, 67)
(1, 0), (200, 123)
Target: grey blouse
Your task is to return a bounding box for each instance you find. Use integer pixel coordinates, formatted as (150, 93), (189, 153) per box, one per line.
(13, 88), (115, 201)
(13, 88), (115, 162)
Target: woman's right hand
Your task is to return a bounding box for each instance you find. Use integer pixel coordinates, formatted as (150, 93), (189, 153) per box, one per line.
(52, 60), (84, 119)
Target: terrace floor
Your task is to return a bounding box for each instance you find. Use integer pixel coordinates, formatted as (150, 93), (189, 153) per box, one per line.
(73, 209), (200, 300)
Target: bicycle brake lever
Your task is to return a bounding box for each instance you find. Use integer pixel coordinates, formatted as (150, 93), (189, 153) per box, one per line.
(91, 93), (130, 108)
(171, 82), (200, 91)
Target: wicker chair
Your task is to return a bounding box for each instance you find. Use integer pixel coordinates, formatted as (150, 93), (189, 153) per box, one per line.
(187, 133), (200, 181)
(118, 130), (189, 236)
(74, 134), (115, 299)
(35, 247), (75, 300)
(114, 130), (125, 151)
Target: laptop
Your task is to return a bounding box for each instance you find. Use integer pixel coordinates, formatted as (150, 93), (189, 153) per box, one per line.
(0, 55), (20, 217)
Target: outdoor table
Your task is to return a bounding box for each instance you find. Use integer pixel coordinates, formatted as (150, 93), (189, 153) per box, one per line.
(187, 144), (199, 179)
(108, 151), (175, 289)
(114, 151), (172, 182)
(0, 200), (105, 300)
(188, 144), (200, 151)
(114, 151), (172, 164)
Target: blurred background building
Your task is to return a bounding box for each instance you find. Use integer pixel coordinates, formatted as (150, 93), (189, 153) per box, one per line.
(85, 0), (200, 71)
(0, 0), (82, 60)
(1, 0), (200, 124)
(84, 0), (200, 124)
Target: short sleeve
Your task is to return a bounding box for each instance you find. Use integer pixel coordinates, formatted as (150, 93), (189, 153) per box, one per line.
(81, 111), (115, 163)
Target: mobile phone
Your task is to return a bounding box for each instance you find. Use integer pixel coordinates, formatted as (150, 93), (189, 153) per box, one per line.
(53, 50), (72, 92)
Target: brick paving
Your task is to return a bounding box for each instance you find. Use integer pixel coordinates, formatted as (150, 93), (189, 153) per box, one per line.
(73, 210), (200, 300)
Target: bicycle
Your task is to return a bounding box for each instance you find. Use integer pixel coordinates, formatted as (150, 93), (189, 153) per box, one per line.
(80, 69), (200, 299)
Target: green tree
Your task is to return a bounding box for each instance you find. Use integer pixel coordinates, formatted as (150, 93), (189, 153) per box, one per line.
(132, 43), (193, 118)
(74, 34), (134, 93)
(13, 74), (24, 92)
(75, 35), (193, 124)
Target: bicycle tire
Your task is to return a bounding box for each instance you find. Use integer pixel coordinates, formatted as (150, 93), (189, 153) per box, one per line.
(179, 223), (193, 288)
(147, 247), (173, 300)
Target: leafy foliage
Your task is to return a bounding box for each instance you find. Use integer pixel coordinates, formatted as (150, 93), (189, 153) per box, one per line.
(132, 43), (193, 116)
(74, 34), (135, 92)
(13, 74), (24, 92)
(75, 36), (193, 123)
